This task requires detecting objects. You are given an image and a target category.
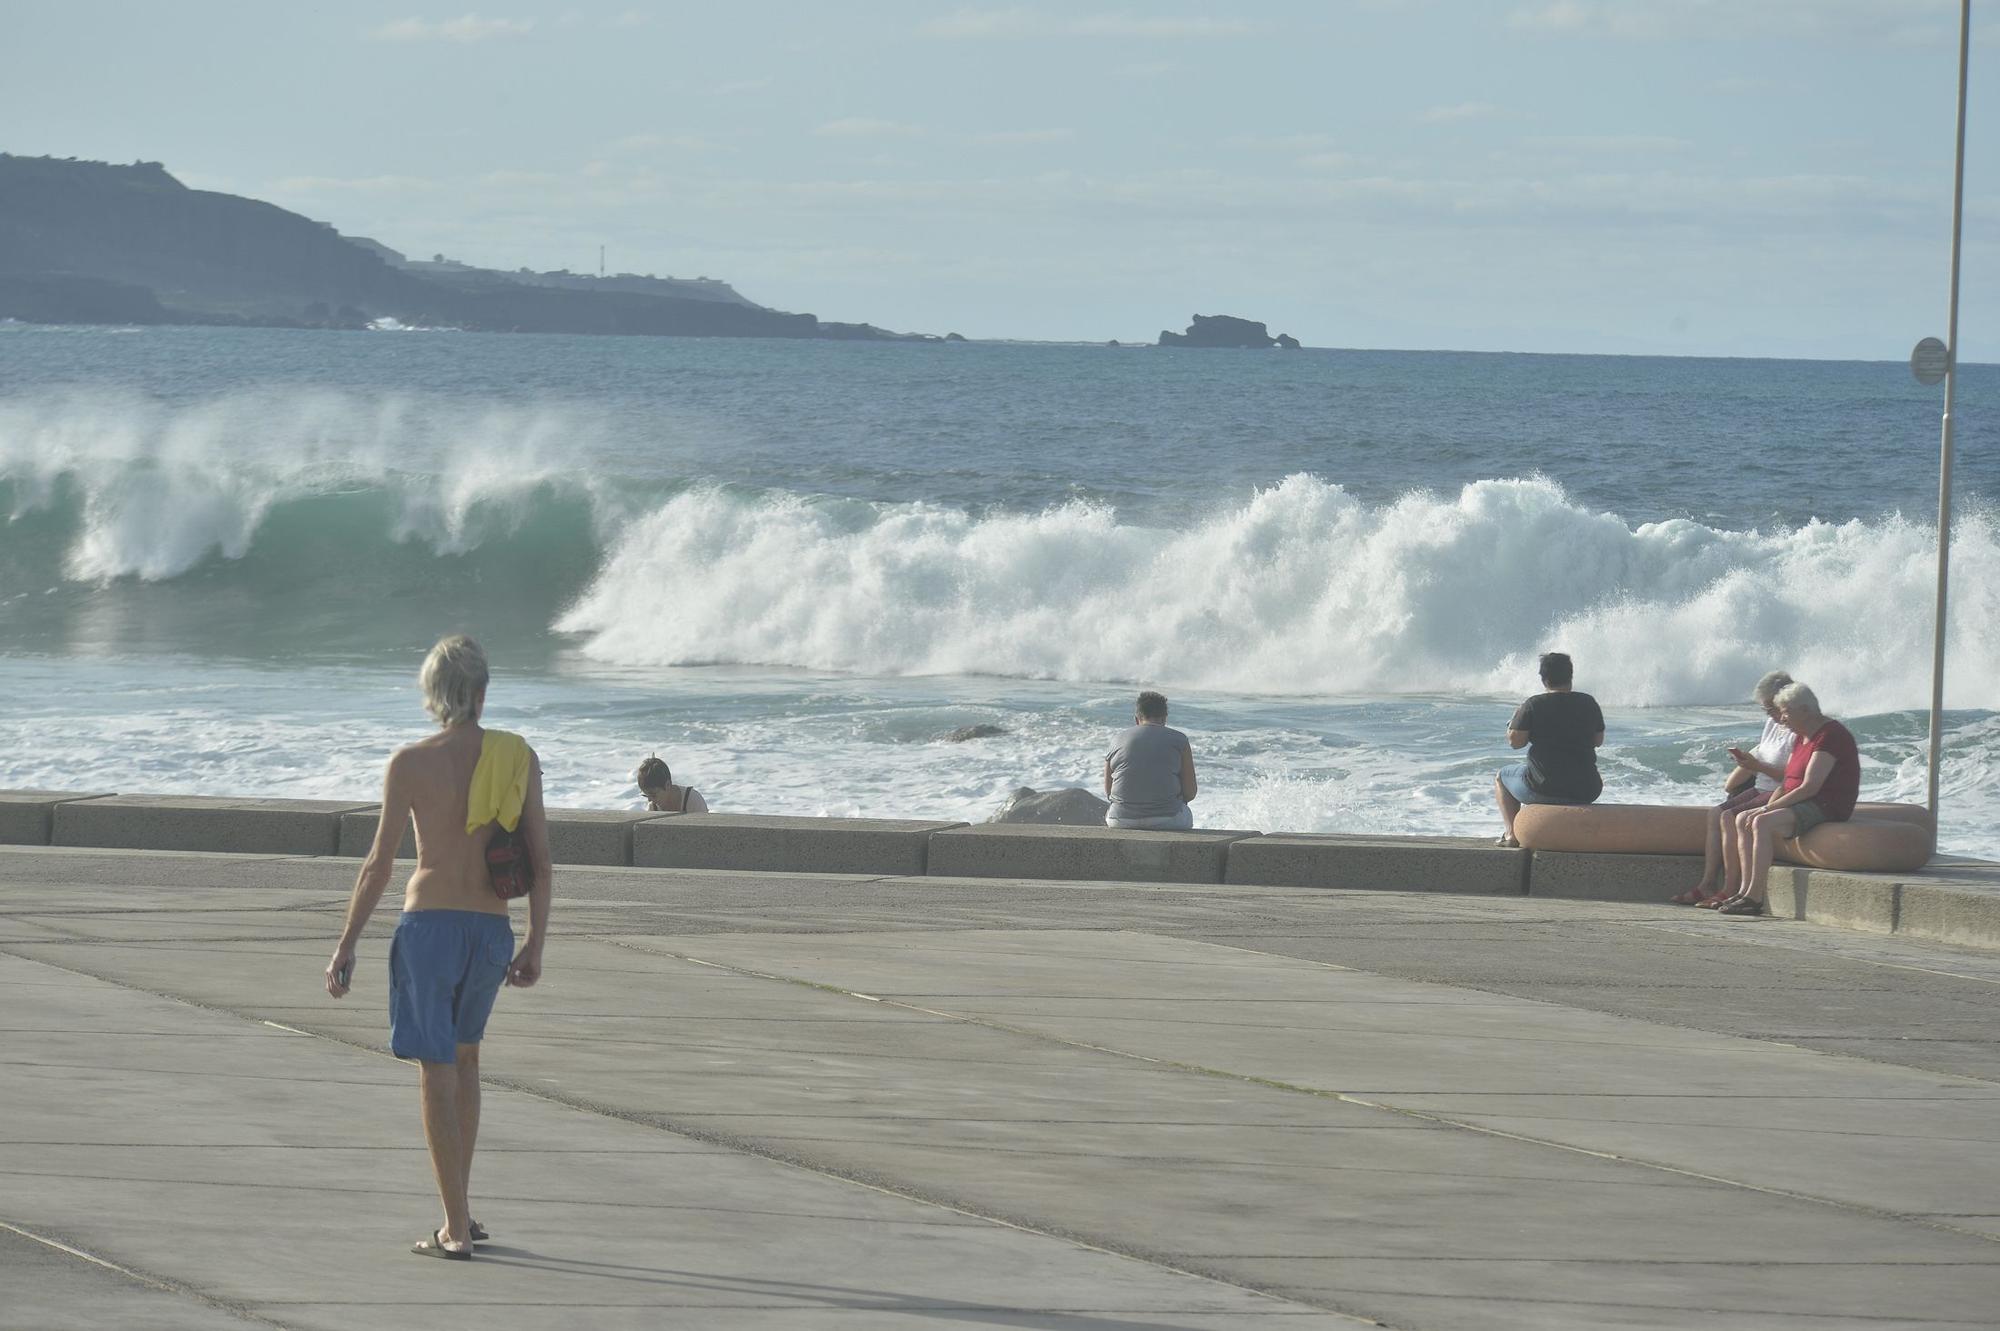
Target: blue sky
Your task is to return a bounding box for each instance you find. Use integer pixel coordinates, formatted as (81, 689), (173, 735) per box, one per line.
(5, 1), (1997, 357)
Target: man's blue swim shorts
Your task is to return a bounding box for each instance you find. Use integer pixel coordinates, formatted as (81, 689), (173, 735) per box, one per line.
(388, 910), (514, 1063)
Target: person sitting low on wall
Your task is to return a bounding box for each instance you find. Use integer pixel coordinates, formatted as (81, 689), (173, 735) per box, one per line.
(635, 756), (708, 814)
(1710, 681), (1861, 917)
(1672, 669), (1797, 906)
(1104, 690), (1198, 830)
(1493, 651), (1605, 848)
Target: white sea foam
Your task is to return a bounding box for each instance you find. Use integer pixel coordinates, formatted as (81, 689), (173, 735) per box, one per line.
(559, 475), (2000, 714)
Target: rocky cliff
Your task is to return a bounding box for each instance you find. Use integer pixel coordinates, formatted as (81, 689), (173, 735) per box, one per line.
(0, 154), (918, 340)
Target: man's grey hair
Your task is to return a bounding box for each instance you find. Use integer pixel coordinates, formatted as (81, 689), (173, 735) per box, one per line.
(1752, 670), (1794, 705)
(1773, 681), (1821, 717)
(420, 635), (488, 727)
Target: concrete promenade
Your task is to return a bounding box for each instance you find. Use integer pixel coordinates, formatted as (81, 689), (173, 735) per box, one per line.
(5, 845), (2000, 1328)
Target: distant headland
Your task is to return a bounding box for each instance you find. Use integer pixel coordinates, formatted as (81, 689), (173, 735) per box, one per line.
(0, 154), (951, 342)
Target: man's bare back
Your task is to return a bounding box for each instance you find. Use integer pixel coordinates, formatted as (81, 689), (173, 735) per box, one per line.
(389, 723), (543, 916)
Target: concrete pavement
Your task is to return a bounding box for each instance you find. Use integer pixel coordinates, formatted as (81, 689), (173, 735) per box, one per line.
(4, 845), (2000, 1328)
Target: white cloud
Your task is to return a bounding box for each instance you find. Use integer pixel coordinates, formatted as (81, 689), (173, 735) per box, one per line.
(1508, 0), (1971, 44)
(812, 117), (924, 139)
(974, 128), (1077, 145)
(274, 174), (437, 194)
(1518, 135), (1692, 154)
(922, 8), (1250, 39)
(1507, 1), (1593, 31)
(607, 132), (723, 153)
(369, 14), (535, 43)
(1419, 102), (1501, 125)
(609, 9), (652, 27)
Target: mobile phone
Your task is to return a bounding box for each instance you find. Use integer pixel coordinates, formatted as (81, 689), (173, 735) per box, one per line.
(334, 961), (352, 988)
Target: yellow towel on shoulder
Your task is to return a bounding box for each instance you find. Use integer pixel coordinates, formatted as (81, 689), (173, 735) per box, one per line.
(466, 729), (532, 834)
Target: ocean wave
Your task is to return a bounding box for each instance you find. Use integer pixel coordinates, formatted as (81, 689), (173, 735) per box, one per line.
(0, 388), (631, 584)
(5, 387), (1995, 714)
(557, 474), (2000, 713)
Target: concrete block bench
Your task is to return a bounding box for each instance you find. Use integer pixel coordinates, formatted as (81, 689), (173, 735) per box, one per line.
(633, 814), (963, 876)
(927, 824), (1256, 884)
(53, 795), (374, 857)
(339, 808), (679, 866)
(1528, 851), (1706, 902)
(0, 790), (115, 846)
(1515, 801), (1934, 873)
(1226, 834), (1528, 893)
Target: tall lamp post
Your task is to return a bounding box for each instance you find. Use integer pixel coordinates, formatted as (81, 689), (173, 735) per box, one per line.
(1919, 0), (1973, 824)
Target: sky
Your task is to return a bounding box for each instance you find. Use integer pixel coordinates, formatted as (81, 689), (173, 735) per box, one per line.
(5, 0), (1998, 358)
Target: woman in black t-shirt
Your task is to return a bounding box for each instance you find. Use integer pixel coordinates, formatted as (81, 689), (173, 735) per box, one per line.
(1493, 652), (1605, 847)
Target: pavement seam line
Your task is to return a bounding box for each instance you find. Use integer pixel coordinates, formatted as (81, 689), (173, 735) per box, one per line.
(0, 945), (1393, 1330)
(626, 939), (2000, 1252)
(0, 1218), (291, 1329)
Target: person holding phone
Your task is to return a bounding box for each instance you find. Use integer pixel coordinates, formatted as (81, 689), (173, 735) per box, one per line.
(1671, 670), (1795, 905)
(324, 635), (553, 1261)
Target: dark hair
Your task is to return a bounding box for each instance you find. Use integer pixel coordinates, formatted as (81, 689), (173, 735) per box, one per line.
(1539, 652), (1574, 689)
(1135, 690), (1168, 721)
(634, 756), (671, 791)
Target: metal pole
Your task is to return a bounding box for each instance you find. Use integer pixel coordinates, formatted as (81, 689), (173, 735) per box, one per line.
(1926, 0), (1972, 821)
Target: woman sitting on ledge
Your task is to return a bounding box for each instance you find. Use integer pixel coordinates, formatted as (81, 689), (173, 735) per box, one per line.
(1710, 681), (1860, 917)
(1672, 669), (1796, 906)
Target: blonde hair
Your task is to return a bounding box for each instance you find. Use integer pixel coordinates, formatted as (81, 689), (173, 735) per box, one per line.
(420, 635), (488, 727)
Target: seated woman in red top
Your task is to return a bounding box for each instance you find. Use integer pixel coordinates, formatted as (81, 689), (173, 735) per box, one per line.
(1712, 681), (1860, 916)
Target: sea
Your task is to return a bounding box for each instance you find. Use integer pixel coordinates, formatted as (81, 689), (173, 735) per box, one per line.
(3, 323), (1996, 856)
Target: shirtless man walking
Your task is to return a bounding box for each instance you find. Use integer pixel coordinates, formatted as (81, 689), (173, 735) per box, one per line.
(325, 635), (553, 1260)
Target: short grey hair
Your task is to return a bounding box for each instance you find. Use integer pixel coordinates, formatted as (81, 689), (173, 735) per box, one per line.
(420, 635), (488, 727)
(1751, 670), (1793, 705)
(1773, 681), (1821, 718)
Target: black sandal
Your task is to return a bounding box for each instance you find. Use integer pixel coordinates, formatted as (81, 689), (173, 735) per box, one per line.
(411, 1227), (472, 1261)
(1715, 897), (1768, 917)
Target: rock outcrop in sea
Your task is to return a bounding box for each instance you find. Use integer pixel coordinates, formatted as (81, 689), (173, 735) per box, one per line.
(1157, 314), (1301, 349)
(986, 786), (1111, 826)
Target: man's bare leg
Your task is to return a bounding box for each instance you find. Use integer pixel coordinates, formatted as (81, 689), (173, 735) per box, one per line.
(456, 1044), (480, 1228)
(418, 1059), (472, 1252)
(1494, 777), (1521, 843)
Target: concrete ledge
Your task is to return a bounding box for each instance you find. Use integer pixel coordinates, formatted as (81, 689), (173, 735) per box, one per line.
(1528, 850), (1705, 902)
(0, 790), (115, 847)
(634, 814), (963, 876)
(928, 824), (1256, 884)
(1767, 867), (1898, 934)
(1895, 876), (2000, 949)
(54, 795), (374, 858)
(338, 808), (678, 866)
(337, 809), (413, 861)
(1227, 834), (1528, 893)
